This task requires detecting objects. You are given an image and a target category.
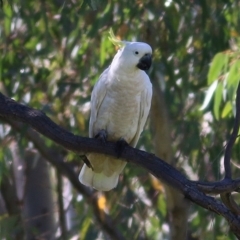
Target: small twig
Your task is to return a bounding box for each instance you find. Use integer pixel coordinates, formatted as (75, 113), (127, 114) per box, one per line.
(221, 193), (240, 215)
(220, 82), (240, 216)
(193, 178), (240, 194)
(57, 171), (68, 239)
(224, 82), (240, 179)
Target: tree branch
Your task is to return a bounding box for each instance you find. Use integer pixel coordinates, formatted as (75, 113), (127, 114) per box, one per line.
(193, 178), (240, 194)
(224, 82), (240, 179)
(0, 92), (240, 236)
(219, 82), (240, 219)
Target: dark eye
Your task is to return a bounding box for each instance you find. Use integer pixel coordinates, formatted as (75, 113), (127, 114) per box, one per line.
(135, 51), (139, 55)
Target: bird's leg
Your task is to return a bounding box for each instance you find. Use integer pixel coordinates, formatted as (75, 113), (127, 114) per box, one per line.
(79, 130), (107, 170)
(79, 155), (94, 170)
(116, 138), (128, 158)
(94, 129), (108, 143)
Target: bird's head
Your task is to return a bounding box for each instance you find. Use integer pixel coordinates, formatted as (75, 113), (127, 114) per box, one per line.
(111, 42), (152, 72)
(108, 29), (152, 72)
(123, 42), (152, 71)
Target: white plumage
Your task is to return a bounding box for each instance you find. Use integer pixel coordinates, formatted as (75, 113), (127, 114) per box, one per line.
(79, 40), (152, 191)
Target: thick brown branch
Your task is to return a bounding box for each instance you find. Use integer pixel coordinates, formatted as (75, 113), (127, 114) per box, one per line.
(0, 92), (240, 236)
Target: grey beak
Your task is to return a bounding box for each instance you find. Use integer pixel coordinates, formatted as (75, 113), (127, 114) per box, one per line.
(137, 54), (152, 71)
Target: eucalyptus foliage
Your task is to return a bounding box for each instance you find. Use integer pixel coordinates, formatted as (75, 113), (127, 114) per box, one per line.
(0, 0), (240, 239)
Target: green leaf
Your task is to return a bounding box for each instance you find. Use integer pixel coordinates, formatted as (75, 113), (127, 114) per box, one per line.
(214, 82), (223, 120)
(200, 80), (218, 110)
(3, 3), (12, 36)
(207, 53), (229, 84)
(227, 60), (240, 87)
(80, 217), (91, 239)
(157, 194), (167, 217)
(100, 35), (107, 66)
(226, 60), (240, 101)
(221, 101), (232, 118)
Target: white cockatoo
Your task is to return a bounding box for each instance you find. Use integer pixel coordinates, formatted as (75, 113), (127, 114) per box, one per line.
(79, 30), (152, 191)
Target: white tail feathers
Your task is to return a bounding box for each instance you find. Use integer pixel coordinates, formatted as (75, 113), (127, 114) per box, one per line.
(79, 164), (119, 191)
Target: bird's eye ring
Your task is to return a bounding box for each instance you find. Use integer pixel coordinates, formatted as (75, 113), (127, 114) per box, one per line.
(135, 51), (139, 55)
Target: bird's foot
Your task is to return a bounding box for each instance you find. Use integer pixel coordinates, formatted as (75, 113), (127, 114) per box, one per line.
(80, 155), (94, 170)
(95, 129), (108, 144)
(116, 138), (128, 158)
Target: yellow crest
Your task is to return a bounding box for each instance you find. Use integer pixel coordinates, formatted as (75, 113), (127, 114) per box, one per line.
(108, 28), (126, 48)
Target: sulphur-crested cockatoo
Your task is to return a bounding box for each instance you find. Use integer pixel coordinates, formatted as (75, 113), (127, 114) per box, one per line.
(79, 30), (152, 191)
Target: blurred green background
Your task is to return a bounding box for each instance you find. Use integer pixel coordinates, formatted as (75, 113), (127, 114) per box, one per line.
(0, 0), (240, 239)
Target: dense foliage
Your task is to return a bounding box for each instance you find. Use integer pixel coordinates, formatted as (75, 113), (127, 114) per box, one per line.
(0, 0), (240, 239)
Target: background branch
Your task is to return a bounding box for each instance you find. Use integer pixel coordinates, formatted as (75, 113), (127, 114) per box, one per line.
(219, 82), (240, 218)
(224, 82), (240, 179)
(2, 118), (124, 240)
